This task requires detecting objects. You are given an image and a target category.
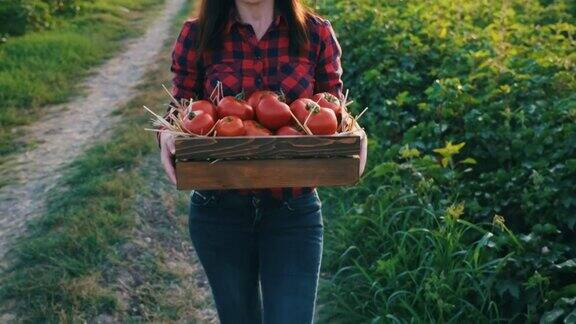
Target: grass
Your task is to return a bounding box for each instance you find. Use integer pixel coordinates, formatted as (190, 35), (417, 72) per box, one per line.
(0, 1), (199, 321)
(316, 154), (512, 322)
(0, 0), (165, 158)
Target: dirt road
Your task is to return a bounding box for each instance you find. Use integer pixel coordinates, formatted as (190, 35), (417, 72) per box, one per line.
(0, 0), (186, 262)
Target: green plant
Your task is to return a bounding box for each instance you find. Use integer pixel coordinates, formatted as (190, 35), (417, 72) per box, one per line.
(320, 150), (510, 322)
(317, 0), (576, 321)
(0, 0), (51, 36)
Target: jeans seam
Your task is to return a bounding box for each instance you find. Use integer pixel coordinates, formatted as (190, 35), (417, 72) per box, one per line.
(283, 201), (295, 211)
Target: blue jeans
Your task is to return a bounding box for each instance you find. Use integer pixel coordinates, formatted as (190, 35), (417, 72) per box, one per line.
(187, 189), (324, 324)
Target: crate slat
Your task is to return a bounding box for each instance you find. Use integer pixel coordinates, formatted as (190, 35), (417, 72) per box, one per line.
(175, 157), (359, 190)
(175, 134), (361, 160)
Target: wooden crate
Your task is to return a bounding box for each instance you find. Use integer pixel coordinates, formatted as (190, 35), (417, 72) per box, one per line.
(174, 132), (361, 190)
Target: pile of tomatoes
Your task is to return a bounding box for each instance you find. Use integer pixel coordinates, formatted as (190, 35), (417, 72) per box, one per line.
(179, 90), (343, 137)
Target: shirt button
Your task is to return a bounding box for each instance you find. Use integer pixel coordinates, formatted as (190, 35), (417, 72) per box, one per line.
(256, 76), (263, 86)
(254, 60), (263, 72)
(254, 48), (262, 60)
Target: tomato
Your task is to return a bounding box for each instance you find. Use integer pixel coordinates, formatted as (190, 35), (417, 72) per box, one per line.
(190, 100), (217, 120)
(248, 90), (278, 109)
(313, 92), (341, 114)
(290, 98), (321, 124)
(276, 125), (304, 136)
(255, 95), (292, 130)
(244, 120), (272, 136)
(181, 111), (215, 135)
(306, 107), (338, 135)
(217, 96), (254, 120)
(215, 116), (246, 136)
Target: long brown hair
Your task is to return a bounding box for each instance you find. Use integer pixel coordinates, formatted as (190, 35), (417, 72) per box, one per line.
(196, 0), (311, 55)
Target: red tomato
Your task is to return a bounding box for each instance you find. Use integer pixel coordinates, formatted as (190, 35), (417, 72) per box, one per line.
(215, 116), (246, 136)
(244, 120), (272, 136)
(255, 95), (292, 130)
(217, 96), (254, 120)
(248, 90), (278, 109)
(191, 100), (217, 120)
(181, 111), (215, 135)
(290, 98), (321, 124)
(276, 125), (304, 136)
(306, 107), (338, 135)
(313, 92), (341, 114)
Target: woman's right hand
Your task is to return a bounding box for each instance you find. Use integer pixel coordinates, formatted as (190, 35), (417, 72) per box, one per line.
(160, 131), (177, 185)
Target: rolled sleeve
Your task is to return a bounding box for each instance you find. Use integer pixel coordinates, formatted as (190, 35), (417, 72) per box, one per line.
(156, 20), (204, 149)
(314, 20), (344, 102)
(171, 19), (204, 102)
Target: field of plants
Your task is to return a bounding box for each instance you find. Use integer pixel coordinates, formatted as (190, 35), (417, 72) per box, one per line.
(315, 0), (575, 322)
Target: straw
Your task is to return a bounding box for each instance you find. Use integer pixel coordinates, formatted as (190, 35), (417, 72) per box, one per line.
(161, 84), (181, 108)
(287, 109), (312, 135)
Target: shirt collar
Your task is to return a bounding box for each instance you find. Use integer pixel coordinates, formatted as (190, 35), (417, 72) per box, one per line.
(224, 6), (285, 34)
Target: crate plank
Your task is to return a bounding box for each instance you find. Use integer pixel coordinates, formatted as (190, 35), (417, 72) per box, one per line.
(175, 157), (359, 190)
(175, 134), (361, 160)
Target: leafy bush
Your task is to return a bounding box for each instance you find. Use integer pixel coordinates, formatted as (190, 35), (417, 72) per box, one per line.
(317, 0), (575, 322)
(0, 0), (87, 37)
(0, 0), (51, 36)
(42, 0), (84, 15)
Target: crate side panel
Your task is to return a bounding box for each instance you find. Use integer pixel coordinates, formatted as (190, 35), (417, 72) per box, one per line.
(175, 135), (361, 160)
(175, 157), (359, 190)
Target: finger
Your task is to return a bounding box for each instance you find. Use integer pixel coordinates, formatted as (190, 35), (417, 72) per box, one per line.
(161, 153), (177, 185)
(162, 159), (177, 185)
(162, 141), (175, 159)
(166, 135), (176, 155)
(168, 166), (177, 185)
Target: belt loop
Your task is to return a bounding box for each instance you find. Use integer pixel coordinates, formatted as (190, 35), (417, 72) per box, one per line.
(251, 194), (261, 209)
(214, 190), (222, 204)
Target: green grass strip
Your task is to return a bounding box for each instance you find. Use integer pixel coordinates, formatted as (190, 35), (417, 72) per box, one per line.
(0, 0), (165, 157)
(0, 1), (193, 320)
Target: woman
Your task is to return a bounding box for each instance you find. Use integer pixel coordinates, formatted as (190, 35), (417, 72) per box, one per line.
(157, 0), (368, 323)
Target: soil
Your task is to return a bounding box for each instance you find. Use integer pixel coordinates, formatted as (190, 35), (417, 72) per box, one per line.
(99, 154), (218, 322)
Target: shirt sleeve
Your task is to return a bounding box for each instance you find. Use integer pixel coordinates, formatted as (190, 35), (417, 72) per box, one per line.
(156, 19), (205, 149)
(171, 19), (205, 102)
(314, 20), (344, 102)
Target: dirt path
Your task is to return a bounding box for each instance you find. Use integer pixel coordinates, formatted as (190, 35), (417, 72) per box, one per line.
(104, 154), (218, 322)
(0, 0), (186, 262)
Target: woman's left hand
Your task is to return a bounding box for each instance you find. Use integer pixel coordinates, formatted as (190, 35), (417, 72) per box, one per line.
(358, 127), (368, 177)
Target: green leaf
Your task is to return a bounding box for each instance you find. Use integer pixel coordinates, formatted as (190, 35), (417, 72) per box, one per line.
(399, 144), (421, 159)
(554, 259), (576, 270)
(372, 162), (399, 177)
(433, 141), (466, 158)
(565, 308), (576, 324)
(540, 309), (565, 324)
(459, 157), (477, 164)
(497, 280), (520, 299)
(396, 91), (410, 107)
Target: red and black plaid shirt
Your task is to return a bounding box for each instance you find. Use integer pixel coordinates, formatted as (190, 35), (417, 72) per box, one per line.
(157, 9), (344, 200)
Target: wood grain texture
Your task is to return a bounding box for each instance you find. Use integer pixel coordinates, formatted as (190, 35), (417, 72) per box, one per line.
(175, 157), (360, 190)
(175, 134), (361, 160)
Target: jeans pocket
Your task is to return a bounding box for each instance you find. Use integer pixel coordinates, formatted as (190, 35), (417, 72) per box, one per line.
(283, 191), (322, 214)
(190, 190), (218, 208)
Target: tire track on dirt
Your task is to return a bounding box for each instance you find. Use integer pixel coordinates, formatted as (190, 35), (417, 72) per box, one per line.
(0, 0), (186, 263)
